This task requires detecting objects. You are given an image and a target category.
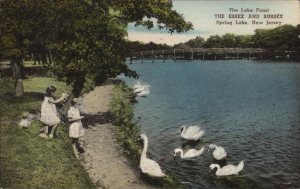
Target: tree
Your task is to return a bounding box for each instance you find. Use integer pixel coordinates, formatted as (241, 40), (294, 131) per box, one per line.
(1, 0), (192, 109)
(252, 25), (298, 51)
(185, 36), (205, 48)
(236, 35), (252, 48)
(204, 35), (223, 48)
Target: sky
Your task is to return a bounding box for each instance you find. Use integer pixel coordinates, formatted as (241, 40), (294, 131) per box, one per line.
(127, 0), (300, 45)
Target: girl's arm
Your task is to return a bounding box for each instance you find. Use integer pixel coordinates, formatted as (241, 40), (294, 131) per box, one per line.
(48, 93), (68, 104)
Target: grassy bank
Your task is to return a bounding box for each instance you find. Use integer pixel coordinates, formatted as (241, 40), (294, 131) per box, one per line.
(0, 77), (95, 189)
(109, 83), (185, 189)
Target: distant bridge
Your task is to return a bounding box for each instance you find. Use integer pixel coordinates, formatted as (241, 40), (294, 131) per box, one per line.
(127, 48), (296, 63)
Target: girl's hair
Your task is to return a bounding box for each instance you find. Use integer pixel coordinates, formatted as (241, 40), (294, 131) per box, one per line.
(45, 86), (56, 97)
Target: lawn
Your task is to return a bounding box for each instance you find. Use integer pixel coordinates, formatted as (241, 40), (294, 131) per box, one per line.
(0, 77), (95, 189)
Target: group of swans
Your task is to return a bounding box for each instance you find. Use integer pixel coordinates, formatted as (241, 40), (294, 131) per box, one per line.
(208, 145), (244, 176)
(179, 125), (244, 176)
(133, 81), (150, 97)
(173, 125), (206, 159)
(139, 125), (244, 178)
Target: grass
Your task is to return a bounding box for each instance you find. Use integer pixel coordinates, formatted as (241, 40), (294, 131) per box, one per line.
(23, 77), (72, 96)
(0, 78), (95, 189)
(23, 60), (45, 67)
(109, 83), (185, 189)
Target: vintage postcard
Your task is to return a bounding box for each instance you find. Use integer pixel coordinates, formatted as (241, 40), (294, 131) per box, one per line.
(0, 0), (299, 189)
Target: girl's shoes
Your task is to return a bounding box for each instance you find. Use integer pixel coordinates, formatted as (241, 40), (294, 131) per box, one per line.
(38, 133), (48, 138)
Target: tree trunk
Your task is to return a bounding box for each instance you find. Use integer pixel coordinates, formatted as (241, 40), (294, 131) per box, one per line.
(61, 75), (86, 116)
(11, 58), (24, 97)
(15, 79), (24, 97)
(42, 52), (47, 65)
(12, 60), (22, 79)
(72, 75), (86, 98)
(32, 53), (37, 65)
(48, 51), (52, 64)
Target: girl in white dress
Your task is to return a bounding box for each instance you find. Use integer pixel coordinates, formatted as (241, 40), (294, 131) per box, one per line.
(39, 86), (67, 138)
(68, 98), (84, 158)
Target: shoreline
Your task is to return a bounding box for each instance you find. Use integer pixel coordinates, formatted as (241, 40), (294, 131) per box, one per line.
(79, 82), (184, 189)
(79, 84), (160, 189)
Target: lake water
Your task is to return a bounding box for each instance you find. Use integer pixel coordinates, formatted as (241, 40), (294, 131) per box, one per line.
(123, 60), (300, 189)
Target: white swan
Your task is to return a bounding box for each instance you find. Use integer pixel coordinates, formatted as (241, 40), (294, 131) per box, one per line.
(174, 147), (205, 159)
(137, 87), (150, 97)
(134, 85), (146, 93)
(133, 82), (150, 95)
(133, 81), (143, 90)
(208, 144), (227, 160)
(209, 161), (244, 176)
(180, 125), (204, 141)
(139, 134), (166, 177)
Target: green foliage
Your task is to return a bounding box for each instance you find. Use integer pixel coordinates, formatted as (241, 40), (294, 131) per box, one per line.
(252, 25), (299, 50)
(108, 0), (193, 33)
(185, 36), (205, 48)
(110, 83), (135, 126)
(171, 24), (298, 51)
(109, 83), (141, 166)
(125, 41), (172, 53)
(109, 83), (184, 189)
(1, 0), (192, 96)
(0, 78), (95, 189)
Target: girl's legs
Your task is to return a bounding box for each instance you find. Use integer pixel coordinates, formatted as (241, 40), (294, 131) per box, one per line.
(49, 124), (59, 138)
(72, 138), (79, 159)
(39, 125), (49, 138)
(39, 125), (48, 134)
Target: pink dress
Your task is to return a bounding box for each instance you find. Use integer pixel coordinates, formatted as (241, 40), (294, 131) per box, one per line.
(40, 97), (60, 126)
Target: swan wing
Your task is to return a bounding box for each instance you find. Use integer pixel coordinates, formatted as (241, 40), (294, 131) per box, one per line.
(235, 161), (244, 173)
(186, 125), (201, 133)
(133, 84), (141, 90)
(181, 125), (202, 140)
(184, 147), (204, 158)
(213, 147), (227, 160)
(217, 165), (236, 176)
(140, 158), (165, 177)
(183, 149), (198, 158)
(137, 88), (150, 97)
(192, 129), (204, 140)
(134, 86), (145, 93)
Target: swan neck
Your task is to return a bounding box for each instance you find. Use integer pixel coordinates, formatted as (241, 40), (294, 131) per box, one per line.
(142, 137), (148, 158)
(181, 126), (186, 134)
(177, 149), (183, 158)
(179, 149), (184, 158)
(212, 164), (221, 170)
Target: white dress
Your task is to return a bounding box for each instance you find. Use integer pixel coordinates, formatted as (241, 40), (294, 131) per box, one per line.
(40, 96), (60, 126)
(68, 107), (84, 138)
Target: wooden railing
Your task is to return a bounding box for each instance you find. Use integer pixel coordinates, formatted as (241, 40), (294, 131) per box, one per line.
(127, 48), (296, 62)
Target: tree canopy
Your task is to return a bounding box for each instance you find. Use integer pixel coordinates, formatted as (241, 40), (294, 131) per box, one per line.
(252, 25), (299, 51)
(170, 24), (299, 50)
(0, 0), (193, 96)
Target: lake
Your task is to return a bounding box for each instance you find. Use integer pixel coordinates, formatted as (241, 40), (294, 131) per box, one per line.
(123, 59), (300, 189)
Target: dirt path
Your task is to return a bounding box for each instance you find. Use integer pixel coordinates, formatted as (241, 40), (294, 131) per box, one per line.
(80, 85), (158, 189)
